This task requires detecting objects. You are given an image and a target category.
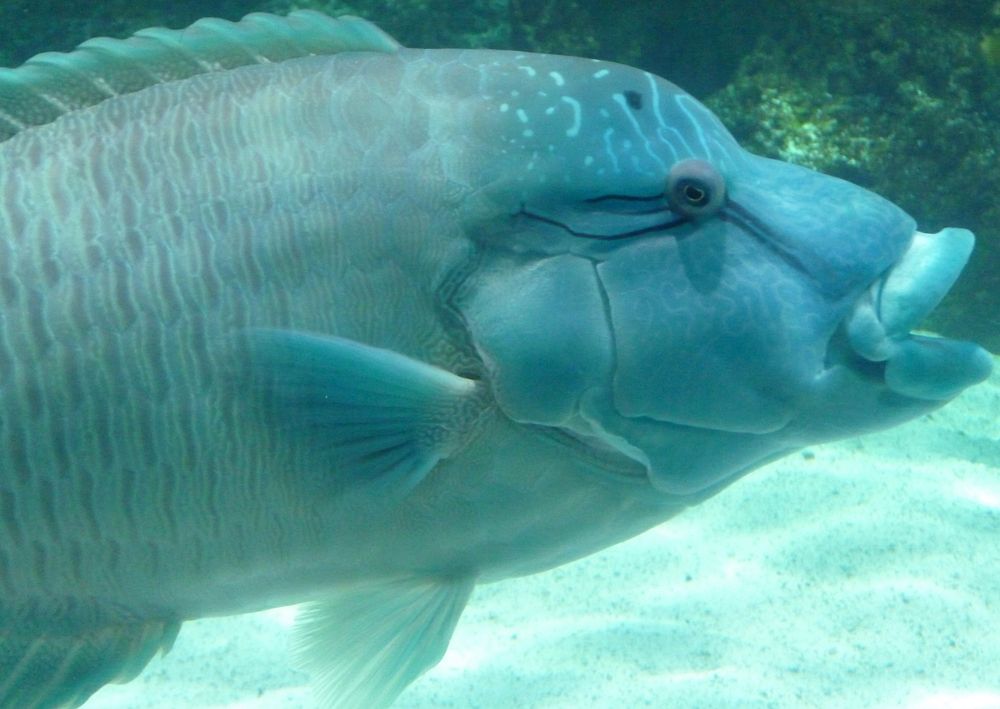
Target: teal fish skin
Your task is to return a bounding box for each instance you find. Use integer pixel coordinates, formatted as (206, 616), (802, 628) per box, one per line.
(0, 48), (689, 626)
(0, 52), (478, 609)
(0, 13), (991, 707)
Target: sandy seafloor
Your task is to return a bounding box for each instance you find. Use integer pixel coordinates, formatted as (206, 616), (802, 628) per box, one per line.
(90, 357), (1000, 709)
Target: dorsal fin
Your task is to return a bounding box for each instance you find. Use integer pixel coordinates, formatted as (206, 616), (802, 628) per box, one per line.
(0, 11), (401, 142)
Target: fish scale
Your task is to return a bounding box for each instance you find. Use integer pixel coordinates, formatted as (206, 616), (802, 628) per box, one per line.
(1, 39), (481, 609)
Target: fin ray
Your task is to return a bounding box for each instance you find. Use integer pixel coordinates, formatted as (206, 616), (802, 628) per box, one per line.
(244, 329), (484, 494)
(0, 11), (400, 142)
(294, 578), (474, 708)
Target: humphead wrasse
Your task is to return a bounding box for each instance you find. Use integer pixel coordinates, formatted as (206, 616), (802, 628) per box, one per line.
(0, 11), (992, 708)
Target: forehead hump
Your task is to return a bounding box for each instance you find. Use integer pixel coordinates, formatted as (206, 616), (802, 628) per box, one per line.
(476, 53), (740, 184)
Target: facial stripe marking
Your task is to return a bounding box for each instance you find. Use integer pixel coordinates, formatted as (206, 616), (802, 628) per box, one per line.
(561, 96), (582, 138)
(612, 93), (667, 172)
(602, 127), (620, 172)
(675, 94), (712, 159)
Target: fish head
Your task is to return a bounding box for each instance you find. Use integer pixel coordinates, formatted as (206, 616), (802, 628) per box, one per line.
(456, 54), (993, 497)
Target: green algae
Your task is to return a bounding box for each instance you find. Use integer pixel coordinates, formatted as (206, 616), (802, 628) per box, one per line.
(983, 33), (1000, 64)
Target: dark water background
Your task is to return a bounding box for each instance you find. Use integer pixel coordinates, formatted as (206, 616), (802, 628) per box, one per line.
(2, 0), (997, 349)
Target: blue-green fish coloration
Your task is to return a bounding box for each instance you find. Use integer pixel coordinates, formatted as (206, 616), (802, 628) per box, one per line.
(0, 11), (992, 708)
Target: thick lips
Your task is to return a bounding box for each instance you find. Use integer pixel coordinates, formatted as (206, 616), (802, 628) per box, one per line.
(845, 227), (993, 399)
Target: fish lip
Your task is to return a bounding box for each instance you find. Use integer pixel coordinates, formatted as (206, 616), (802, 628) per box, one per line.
(845, 227), (973, 363)
(842, 227), (993, 399)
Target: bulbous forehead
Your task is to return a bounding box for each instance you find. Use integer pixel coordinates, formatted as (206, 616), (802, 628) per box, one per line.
(436, 49), (749, 197)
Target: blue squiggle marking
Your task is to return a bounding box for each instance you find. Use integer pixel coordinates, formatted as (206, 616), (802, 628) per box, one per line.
(644, 73), (668, 131)
(644, 72), (682, 163)
(561, 96), (582, 138)
(706, 136), (737, 170)
(612, 93), (667, 173)
(657, 125), (693, 161)
(602, 127), (620, 173)
(675, 94), (712, 159)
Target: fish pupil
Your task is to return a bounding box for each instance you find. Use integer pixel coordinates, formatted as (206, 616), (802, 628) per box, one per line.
(682, 183), (708, 205)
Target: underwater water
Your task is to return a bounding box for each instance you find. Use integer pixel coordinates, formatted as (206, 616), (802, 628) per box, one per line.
(1, 2), (998, 708)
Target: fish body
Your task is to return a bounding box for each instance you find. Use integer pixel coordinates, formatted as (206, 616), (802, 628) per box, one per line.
(0, 12), (991, 708)
(0, 39), (674, 614)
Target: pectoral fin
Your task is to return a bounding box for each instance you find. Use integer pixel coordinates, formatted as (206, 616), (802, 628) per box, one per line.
(244, 329), (484, 494)
(293, 577), (475, 708)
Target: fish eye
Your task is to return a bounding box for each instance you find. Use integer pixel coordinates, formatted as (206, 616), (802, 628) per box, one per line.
(666, 159), (726, 217)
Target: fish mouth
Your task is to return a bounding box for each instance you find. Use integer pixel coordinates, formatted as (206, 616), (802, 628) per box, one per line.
(843, 227), (993, 400)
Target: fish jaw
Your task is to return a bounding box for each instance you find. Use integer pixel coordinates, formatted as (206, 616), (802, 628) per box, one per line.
(843, 227), (993, 400)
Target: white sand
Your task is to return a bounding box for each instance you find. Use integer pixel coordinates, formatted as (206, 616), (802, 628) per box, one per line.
(91, 358), (1000, 708)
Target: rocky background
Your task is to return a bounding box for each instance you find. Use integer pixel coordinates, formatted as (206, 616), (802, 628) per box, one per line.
(2, 0), (997, 349)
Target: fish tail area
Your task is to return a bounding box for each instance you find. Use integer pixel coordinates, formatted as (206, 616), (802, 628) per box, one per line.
(0, 618), (180, 708)
(294, 577), (474, 708)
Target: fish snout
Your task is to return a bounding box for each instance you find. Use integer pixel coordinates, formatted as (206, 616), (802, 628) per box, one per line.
(843, 227), (993, 399)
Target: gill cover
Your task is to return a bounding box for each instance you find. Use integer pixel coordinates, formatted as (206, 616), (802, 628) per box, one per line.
(460, 255), (612, 426)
